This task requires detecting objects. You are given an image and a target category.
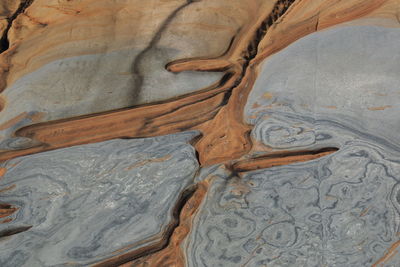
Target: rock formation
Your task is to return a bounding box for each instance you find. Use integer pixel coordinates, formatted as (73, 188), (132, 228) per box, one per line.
(1, 0), (400, 266)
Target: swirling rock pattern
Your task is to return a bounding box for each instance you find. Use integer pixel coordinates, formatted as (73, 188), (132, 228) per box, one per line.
(246, 25), (400, 153)
(1, 1), (400, 266)
(182, 25), (400, 267)
(252, 117), (316, 149)
(0, 131), (199, 266)
(185, 142), (400, 266)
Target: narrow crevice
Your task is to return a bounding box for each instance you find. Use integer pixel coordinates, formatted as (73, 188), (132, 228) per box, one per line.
(221, 0), (296, 115)
(315, 12), (320, 31)
(0, 0), (298, 163)
(0, 0), (35, 54)
(0, 225), (32, 239)
(194, 149), (201, 166)
(165, 0), (297, 107)
(240, 0), (296, 74)
(221, 87), (233, 107)
(93, 184), (198, 267)
(182, 0), (297, 127)
(221, 0), (297, 97)
(217, 72), (235, 88)
(231, 147), (339, 172)
(185, 2), (303, 170)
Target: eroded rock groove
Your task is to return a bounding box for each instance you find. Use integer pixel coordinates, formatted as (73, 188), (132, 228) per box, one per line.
(0, 225), (32, 239)
(0, 0), (34, 54)
(231, 147), (339, 172)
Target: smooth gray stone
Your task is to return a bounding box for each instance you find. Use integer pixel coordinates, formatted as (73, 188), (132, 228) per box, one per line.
(245, 25), (400, 154)
(185, 141), (400, 266)
(0, 131), (199, 266)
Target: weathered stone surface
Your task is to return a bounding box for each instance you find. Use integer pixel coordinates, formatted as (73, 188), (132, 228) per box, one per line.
(0, 0), (400, 266)
(0, 0), (266, 151)
(182, 25), (400, 266)
(0, 0), (396, 163)
(0, 131), (199, 266)
(185, 143), (400, 266)
(246, 26), (400, 155)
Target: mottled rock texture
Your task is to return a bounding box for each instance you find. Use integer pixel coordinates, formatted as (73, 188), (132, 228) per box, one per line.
(0, 132), (199, 266)
(1, 0), (400, 266)
(181, 24), (400, 267)
(185, 143), (400, 266)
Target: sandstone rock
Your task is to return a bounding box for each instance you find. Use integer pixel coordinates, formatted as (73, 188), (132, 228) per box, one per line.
(182, 24), (400, 267)
(1, 0), (400, 266)
(0, 0), (269, 151)
(0, 1), (22, 40)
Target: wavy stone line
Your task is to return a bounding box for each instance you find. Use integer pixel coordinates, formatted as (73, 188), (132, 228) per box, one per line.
(0, 131), (199, 266)
(252, 116), (316, 149)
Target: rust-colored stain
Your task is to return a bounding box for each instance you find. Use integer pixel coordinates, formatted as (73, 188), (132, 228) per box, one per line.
(368, 105), (392, 111)
(374, 92), (387, 96)
(0, 203), (18, 219)
(124, 155), (173, 171)
(323, 105), (337, 109)
(0, 184), (15, 194)
(30, 112), (46, 122)
(0, 218), (13, 224)
(231, 147), (338, 172)
(0, 167), (6, 178)
(263, 92), (273, 99)
(372, 239), (400, 267)
(0, 96), (5, 112)
(359, 207), (370, 217)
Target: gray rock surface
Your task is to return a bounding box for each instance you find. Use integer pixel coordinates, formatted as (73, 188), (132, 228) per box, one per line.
(184, 26), (400, 266)
(185, 142), (400, 266)
(0, 48), (222, 151)
(245, 25), (400, 154)
(0, 131), (199, 266)
(1, 23), (400, 267)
